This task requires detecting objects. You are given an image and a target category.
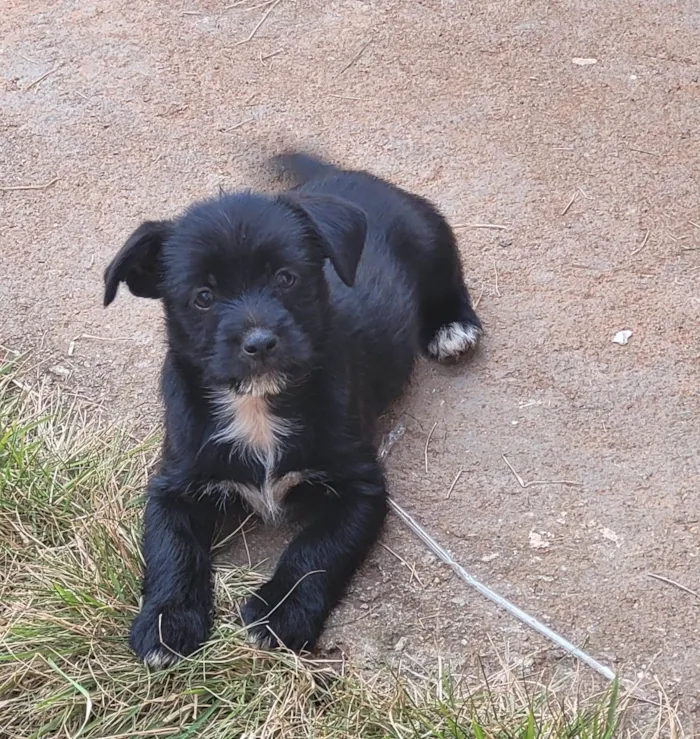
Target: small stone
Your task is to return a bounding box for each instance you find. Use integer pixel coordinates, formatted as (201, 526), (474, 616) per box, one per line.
(529, 531), (550, 550)
(49, 365), (71, 379)
(612, 329), (632, 345)
(394, 636), (408, 652)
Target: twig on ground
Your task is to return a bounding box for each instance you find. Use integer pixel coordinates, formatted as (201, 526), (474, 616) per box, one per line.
(221, 116), (255, 133)
(627, 146), (660, 157)
(380, 542), (425, 586)
(225, 0), (257, 8)
(0, 178), (58, 192)
(647, 572), (700, 600)
(68, 333), (132, 356)
(493, 260), (501, 297)
(213, 514), (255, 552)
(24, 61), (62, 91)
(560, 191), (578, 216)
(337, 39), (372, 76)
(473, 286), (485, 309)
(453, 223), (510, 231)
(445, 469), (463, 499)
(329, 93), (370, 101)
(424, 421), (437, 474)
(387, 497), (616, 681)
(630, 230), (650, 256)
(260, 48), (283, 61)
(235, 0), (284, 45)
(502, 455), (582, 489)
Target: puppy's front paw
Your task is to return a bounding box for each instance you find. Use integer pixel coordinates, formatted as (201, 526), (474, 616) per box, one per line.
(129, 603), (210, 668)
(241, 577), (325, 652)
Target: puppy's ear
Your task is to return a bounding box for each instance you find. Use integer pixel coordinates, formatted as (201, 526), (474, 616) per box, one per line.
(103, 220), (172, 306)
(284, 194), (367, 287)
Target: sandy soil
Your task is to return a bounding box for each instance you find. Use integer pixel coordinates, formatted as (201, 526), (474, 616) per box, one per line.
(2, 0), (699, 721)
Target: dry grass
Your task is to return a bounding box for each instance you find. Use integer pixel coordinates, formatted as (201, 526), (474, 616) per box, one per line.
(0, 357), (685, 738)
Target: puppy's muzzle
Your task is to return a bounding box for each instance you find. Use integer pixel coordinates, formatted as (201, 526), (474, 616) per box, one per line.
(241, 328), (279, 362)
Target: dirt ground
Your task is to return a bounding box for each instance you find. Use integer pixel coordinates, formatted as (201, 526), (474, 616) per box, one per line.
(2, 0), (699, 721)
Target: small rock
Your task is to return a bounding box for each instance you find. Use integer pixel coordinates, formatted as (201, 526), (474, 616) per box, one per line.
(612, 329), (633, 345)
(600, 527), (621, 547)
(529, 531), (550, 550)
(394, 636), (407, 652)
(49, 365), (71, 379)
(572, 57), (598, 66)
(481, 552), (500, 563)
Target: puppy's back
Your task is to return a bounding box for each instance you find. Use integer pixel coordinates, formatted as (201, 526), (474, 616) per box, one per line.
(270, 151), (336, 186)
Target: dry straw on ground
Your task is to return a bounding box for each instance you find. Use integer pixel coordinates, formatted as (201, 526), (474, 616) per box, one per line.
(0, 357), (685, 738)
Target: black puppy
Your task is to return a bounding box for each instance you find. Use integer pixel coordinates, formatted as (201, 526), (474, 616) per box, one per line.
(103, 153), (481, 667)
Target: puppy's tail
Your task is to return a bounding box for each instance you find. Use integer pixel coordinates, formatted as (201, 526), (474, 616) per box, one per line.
(270, 151), (336, 185)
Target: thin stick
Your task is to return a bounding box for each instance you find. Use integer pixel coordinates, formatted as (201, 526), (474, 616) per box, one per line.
(337, 39), (372, 76)
(241, 525), (252, 568)
(493, 260), (501, 297)
(630, 229), (650, 256)
(453, 223), (510, 231)
(329, 93), (369, 101)
(0, 177), (58, 192)
(235, 0), (283, 45)
(24, 62), (62, 91)
(647, 572), (700, 600)
(473, 286), (485, 309)
(212, 513), (255, 552)
(68, 333), (131, 356)
(221, 116), (255, 133)
(225, 0), (257, 8)
(260, 48), (283, 61)
(388, 497), (616, 681)
(380, 542), (425, 586)
(446, 469), (463, 499)
(688, 220), (700, 231)
(502, 455), (582, 489)
(627, 146), (660, 157)
(424, 421), (437, 474)
(560, 191), (578, 216)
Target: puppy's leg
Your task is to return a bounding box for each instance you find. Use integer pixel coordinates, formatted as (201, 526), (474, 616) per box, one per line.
(242, 466), (387, 651)
(419, 219), (483, 363)
(129, 481), (218, 668)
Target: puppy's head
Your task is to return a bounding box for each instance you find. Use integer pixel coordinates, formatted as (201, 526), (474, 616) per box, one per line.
(104, 192), (366, 396)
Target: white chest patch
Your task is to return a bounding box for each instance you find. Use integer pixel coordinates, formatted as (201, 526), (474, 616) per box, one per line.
(212, 390), (292, 466)
(209, 389), (298, 521)
(203, 472), (307, 522)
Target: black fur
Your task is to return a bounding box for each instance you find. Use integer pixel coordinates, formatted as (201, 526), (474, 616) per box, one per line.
(103, 153), (481, 664)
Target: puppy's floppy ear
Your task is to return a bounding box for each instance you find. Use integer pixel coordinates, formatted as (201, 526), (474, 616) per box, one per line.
(103, 220), (172, 306)
(284, 194), (367, 287)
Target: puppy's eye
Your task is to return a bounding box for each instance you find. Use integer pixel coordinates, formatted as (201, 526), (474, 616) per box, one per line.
(275, 269), (297, 289)
(193, 287), (214, 310)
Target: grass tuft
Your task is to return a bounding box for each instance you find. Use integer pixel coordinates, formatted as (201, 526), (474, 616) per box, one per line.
(0, 358), (682, 737)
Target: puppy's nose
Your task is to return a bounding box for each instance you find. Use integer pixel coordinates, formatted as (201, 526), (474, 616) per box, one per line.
(241, 328), (278, 359)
